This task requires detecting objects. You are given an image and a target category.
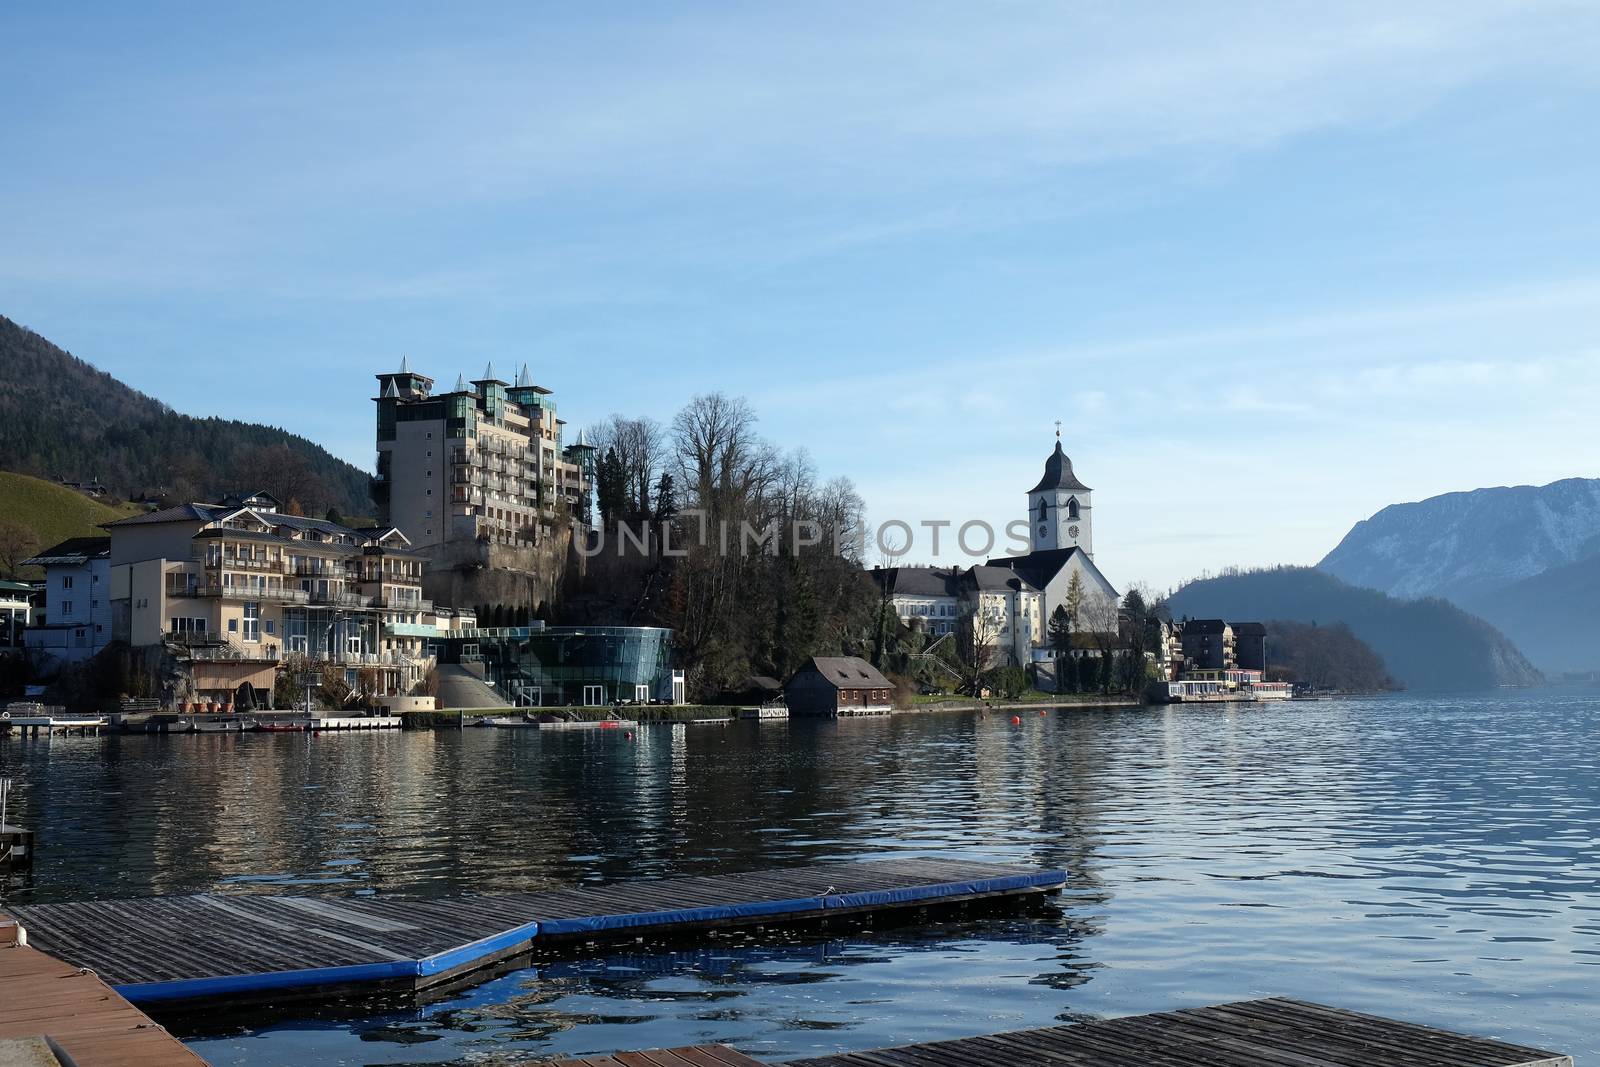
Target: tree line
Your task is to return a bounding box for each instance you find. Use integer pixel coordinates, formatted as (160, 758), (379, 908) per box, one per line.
(570, 394), (878, 700)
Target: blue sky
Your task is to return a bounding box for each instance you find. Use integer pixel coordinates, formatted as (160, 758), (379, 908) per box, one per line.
(4, 2), (1600, 591)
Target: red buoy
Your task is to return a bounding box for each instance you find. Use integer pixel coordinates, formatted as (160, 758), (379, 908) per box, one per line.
(1010, 715), (1021, 725)
(1039, 709), (1047, 716)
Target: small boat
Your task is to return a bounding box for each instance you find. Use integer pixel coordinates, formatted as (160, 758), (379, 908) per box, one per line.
(193, 718), (243, 733)
(482, 715), (539, 728)
(255, 718), (313, 732)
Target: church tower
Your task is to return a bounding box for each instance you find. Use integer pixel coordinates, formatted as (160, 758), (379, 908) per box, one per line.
(1027, 431), (1092, 557)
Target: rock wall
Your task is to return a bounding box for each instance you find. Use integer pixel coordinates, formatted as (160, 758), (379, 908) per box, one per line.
(419, 529), (583, 615)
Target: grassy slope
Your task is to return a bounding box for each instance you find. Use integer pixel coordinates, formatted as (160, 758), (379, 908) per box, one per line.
(0, 471), (141, 577)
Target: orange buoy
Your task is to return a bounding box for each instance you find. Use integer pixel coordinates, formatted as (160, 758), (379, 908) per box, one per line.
(1010, 715), (1021, 725)
(1038, 709), (1046, 716)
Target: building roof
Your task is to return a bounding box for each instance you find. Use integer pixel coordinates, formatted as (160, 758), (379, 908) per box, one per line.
(791, 656), (893, 691)
(871, 565), (962, 598)
(1028, 441), (1091, 494)
(984, 546), (1118, 599)
(965, 565), (1041, 594)
(103, 502), (227, 527)
(1183, 618), (1230, 635)
(21, 536), (111, 566)
(1231, 621), (1267, 635)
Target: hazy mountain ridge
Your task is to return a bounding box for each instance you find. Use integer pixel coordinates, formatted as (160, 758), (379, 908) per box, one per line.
(1318, 477), (1600, 672)
(1166, 566), (1542, 691)
(1319, 478), (1600, 603)
(0, 315), (373, 515)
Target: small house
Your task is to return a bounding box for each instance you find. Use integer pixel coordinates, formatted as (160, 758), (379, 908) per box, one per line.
(785, 656), (894, 717)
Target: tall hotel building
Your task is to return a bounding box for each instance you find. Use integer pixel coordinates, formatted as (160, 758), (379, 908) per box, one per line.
(373, 359), (593, 553)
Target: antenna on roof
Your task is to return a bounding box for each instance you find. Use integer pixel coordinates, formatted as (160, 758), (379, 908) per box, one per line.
(1055, 419), (1061, 439)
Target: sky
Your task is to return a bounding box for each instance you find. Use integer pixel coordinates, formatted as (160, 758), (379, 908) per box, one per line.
(4, 1), (1600, 592)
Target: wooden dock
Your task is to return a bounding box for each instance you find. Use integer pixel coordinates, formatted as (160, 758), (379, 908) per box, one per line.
(9, 857), (1063, 1009)
(535, 999), (1571, 1067)
(0, 915), (207, 1066)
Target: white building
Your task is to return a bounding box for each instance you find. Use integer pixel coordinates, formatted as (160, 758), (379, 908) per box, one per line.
(20, 537), (113, 667)
(1, 579), (33, 649)
(872, 566), (962, 636)
(870, 432), (1120, 669)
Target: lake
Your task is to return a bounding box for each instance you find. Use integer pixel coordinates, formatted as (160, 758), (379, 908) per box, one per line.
(2, 690), (1596, 1065)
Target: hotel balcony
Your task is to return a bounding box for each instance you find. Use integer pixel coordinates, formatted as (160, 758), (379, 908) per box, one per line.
(310, 590), (375, 608)
(294, 561), (356, 578)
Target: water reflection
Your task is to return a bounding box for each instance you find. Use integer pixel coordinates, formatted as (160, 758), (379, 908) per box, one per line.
(4, 690), (1599, 1063)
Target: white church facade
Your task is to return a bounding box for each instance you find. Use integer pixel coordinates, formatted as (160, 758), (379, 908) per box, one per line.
(872, 432), (1119, 668)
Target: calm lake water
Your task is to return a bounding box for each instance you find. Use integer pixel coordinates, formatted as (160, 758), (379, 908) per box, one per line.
(3, 691), (1598, 1064)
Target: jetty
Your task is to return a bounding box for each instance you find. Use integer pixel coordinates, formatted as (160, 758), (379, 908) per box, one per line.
(0, 916), (205, 1066)
(7, 857), (1063, 1009)
(534, 999), (1571, 1067)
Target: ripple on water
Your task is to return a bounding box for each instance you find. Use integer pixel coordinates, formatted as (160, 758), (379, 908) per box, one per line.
(1, 690), (1597, 1063)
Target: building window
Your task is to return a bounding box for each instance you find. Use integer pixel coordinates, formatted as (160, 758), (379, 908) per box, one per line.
(61, 600), (72, 614)
(62, 576), (74, 589)
(228, 618), (239, 633)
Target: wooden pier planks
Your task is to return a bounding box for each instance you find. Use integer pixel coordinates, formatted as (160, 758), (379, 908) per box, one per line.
(0, 916), (208, 1066)
(781, 998), (1571, 1067)
(541, 1046), (767, 1067)
(8, 857), (1064, 1004)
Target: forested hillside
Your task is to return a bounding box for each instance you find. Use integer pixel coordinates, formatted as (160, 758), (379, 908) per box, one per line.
(1167, 566), (1541, 691)
(0, 315), (372, 515)
(1260, 620), (1397, 692)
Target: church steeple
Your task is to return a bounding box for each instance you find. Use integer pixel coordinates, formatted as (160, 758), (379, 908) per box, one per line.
(1026, 428), (1093, 558)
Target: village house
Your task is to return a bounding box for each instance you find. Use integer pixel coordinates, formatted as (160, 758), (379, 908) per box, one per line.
(785, 656), (895, 716)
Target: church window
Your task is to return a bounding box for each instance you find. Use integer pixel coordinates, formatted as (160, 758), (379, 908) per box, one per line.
(1067, 497), (1080, 520)
(1035, 498), (1047, 523)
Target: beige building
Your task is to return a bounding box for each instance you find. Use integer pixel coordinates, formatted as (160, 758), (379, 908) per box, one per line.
(105, 492), (436, 707)
(373, 358), (592, 553)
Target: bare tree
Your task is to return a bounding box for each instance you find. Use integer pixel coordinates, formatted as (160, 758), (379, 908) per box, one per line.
(0, 520), (38, 579)
(954, 598), (1005, 696)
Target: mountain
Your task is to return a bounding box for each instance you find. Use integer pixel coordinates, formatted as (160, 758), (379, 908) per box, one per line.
(1319, 478), (1600, 603)
(1165, 566), (1542, 691)
(1458, 554), (1600, 675)
(0, 472), (142, 578)
(0, 314), (372, 515)
(1317, 478), (1600, 673)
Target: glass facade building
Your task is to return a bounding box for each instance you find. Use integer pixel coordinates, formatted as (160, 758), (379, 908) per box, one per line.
(442, 625), (677, 706)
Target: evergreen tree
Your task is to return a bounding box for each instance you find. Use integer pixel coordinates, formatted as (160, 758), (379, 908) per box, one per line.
(653, 472), (678, 523)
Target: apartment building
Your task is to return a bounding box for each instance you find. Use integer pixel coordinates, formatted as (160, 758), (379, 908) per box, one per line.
(1181, 618), (1236, 671)
(104, 492), (436, 706)
(20, 537), (113, 666)
(373, 358), (593, 553)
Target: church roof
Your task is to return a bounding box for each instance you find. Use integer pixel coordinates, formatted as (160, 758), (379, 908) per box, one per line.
(985, 546), (1119, 600)
(1029, 441), (1091, 494)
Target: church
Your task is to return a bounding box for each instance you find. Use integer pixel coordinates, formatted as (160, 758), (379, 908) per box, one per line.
(872, 431), (1119, 667)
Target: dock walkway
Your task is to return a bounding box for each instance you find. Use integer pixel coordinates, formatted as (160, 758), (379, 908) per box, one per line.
(0, 917), (206, 1067)
(538, 999), (1571, 1067)
(9, 857), (1063, 1008)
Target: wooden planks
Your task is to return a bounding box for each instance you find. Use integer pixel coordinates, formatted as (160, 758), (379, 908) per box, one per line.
(8, 857), (1064, 1007)
(783, 997), (1571, 1067)
(542, 1045), (768, 1067)
(0, 916), (209, 1067)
